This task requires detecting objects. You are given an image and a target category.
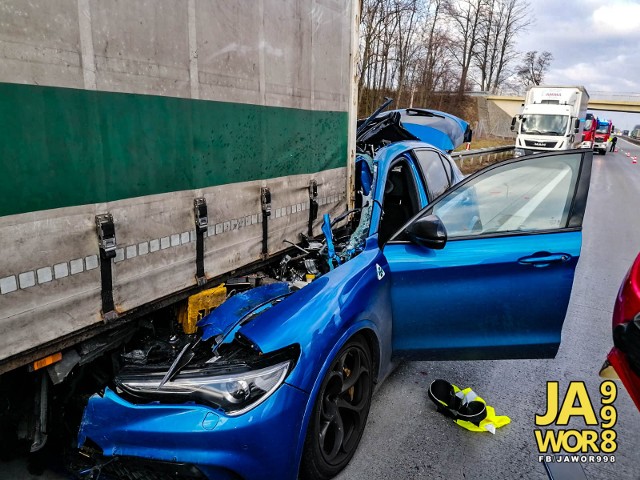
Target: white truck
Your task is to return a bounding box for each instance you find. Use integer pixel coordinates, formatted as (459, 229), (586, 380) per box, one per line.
(511, 85), (589, 156)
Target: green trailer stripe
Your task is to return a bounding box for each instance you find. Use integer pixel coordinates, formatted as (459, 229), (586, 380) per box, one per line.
(0, 83), (348, 217)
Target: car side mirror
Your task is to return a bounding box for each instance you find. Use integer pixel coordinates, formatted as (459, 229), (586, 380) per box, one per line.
(405, 214), (447, 249)
(510, 116), (517, 131)
(574, 118), (580, 133)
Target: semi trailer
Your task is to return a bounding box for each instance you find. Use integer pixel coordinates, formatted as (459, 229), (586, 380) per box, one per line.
(0, 0), (358, 463)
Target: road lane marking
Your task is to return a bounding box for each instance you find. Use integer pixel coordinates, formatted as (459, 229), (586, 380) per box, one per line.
(500, 167), (570, 231)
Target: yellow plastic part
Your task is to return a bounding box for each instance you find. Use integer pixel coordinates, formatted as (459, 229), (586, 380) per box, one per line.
(178, 284), (227, 334)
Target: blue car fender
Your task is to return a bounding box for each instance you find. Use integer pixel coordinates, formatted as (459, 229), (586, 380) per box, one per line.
(237, 243), (392, 393)
(235, 240), (394, 476)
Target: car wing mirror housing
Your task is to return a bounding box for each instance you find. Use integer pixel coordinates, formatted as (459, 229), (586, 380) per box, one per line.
(405, 214), (447, 250)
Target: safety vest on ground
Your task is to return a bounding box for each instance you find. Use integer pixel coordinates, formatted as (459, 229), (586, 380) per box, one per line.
(428, 379), (511, 434)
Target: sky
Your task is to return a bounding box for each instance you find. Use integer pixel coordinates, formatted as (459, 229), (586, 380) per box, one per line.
(513, 0), (640, 130)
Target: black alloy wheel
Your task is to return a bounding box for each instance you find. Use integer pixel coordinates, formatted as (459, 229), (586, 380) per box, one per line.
(300, 336), (373, 480)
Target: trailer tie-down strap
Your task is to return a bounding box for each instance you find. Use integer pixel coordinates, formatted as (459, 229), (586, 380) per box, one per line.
(308, 180), (318, 236)
(194, 198), (208, 286)
(95, 214), (117, 323)
(261, 187), (271, 258)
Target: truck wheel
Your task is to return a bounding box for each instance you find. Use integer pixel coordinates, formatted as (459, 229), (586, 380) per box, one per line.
(300, 336), (373, 480)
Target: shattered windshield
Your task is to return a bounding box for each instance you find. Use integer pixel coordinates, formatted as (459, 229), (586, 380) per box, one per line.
(345, 154), (376, 254)
(521, 114), (568, 135)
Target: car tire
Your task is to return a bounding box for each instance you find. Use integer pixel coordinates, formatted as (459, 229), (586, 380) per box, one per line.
(299, 336), (373, 480)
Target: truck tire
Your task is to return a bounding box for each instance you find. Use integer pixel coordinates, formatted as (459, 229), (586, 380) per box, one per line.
(300, 336), (373, 480)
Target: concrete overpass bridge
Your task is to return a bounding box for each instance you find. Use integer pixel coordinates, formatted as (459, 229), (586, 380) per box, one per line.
(487, 92), (640, 117)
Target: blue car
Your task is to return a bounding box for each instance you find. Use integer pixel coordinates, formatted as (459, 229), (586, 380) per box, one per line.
(78, 115), (593, 480)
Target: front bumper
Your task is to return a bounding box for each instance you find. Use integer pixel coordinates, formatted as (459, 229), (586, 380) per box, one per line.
(514, 147), (557, 157)
(78, 383), (309, 480)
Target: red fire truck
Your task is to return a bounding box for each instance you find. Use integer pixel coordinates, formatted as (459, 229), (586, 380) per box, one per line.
(580, 113), (597, 149)
(594, 118), (614, 155)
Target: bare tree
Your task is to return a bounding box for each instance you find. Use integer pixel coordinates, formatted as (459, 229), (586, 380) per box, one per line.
(402, 0), (459, 110)
(489, 0), (530, 92)
(358, 0), (425, 114)
(445, 0), (484, 95)
(356, 0), (538, 116)
(419, 0), (446, 100)
(393, 0), (421, 106)
(474, 0), (530, 92)
(358, 0), (385, 106)
(516, 50), (553, 86)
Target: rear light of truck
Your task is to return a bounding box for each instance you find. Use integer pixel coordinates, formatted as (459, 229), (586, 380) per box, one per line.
(31, 352), (62, 371)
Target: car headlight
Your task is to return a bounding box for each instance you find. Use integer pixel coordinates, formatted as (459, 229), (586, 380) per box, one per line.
(116, 360), (291, 416)
(514, 148), (525, 157)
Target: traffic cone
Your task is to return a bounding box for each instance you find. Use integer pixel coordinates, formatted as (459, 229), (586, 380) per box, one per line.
(614, 148), (618, 153)
(633, 157), (637, 164)
(626, 152), (630, 157)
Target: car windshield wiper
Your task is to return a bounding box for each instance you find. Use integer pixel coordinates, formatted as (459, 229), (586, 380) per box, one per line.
(357, 97), (393, 137)
(330, 208), (362, 227)
(158, 338), (201, 388)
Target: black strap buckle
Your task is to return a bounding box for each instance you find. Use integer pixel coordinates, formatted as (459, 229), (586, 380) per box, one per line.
(261, 187), (271, 258)
(308, 180), (318, 236)
(95, 214), (117, 322)
(194, 198), (208, 286)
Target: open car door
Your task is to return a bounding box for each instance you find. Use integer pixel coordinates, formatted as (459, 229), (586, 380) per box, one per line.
(384, 150), (592, 360)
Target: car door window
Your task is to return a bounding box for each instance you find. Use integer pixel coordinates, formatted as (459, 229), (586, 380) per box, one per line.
(413, 149), (450, 200)
(429, 153), (582, 238)
(385, 150), (592, 360)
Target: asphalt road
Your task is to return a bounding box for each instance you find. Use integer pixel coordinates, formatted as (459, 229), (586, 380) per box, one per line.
(336, 139), (640, 480)
(4, 142), (640, 480)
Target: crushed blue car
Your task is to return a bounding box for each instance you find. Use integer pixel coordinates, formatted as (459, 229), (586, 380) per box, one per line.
(77, 106), (593, 480)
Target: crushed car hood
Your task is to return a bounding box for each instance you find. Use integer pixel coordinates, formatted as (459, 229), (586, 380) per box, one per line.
(197, 282), (292, 344)
(357, 107), (472, 153)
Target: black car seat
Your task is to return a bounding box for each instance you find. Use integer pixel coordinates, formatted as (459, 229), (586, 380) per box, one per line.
(379, 168), (414, 243)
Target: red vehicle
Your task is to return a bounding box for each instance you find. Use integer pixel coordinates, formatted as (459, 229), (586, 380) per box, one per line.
(580, 113), (597, 149)
(593, 119), (614, 155)
(601, 252), (640, 410)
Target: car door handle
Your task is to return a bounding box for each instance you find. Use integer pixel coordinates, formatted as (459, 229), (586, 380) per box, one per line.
(518, 253), (572, 267)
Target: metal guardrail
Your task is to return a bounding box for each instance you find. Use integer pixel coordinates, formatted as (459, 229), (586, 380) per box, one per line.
(451, 145), (515, 169)
(451, 140), (640, 170)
